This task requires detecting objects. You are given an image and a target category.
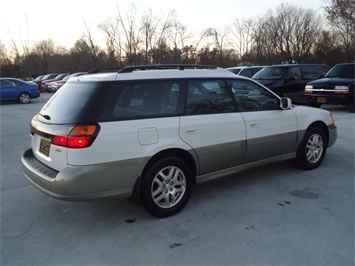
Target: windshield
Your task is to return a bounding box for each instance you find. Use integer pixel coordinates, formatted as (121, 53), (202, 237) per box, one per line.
(252, 67), (288, 80)
(38, 81), (111, 123)
(325, 64), (354, 79)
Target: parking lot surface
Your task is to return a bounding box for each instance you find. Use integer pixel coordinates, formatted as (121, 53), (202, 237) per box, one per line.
(1, 93), (354, 265)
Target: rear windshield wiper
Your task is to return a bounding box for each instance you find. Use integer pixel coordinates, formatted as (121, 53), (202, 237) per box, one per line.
(39, 113), (51, 120)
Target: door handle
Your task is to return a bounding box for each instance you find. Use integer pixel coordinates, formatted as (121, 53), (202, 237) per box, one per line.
(185, 128), (198, 134)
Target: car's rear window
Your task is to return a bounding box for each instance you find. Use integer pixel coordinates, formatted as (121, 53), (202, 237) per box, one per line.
(38, 81), (111, 123)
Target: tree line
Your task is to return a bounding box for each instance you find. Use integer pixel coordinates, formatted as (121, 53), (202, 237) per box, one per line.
(0, 0), (354, 79)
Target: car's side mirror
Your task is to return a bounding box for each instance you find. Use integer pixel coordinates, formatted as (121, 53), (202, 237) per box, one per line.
(280, 97), (292, 109)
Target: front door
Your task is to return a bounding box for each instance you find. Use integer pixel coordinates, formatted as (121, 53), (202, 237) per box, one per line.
(179, 79), (247, 175)
(227, 79), (298, 163)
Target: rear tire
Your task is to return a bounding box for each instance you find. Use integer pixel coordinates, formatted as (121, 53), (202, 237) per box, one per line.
(141, 156), (193, 218)
(17, 92), (31, 104)
(296, 126), (327, 170)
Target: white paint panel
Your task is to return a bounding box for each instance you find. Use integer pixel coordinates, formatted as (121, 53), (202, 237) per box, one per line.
(67, 117), (189, 165)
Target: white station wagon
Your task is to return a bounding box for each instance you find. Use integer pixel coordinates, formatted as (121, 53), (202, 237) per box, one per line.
(21, 65), (337, 217)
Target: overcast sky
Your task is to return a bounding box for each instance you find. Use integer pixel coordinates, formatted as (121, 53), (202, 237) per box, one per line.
(1, 0), (326, 53)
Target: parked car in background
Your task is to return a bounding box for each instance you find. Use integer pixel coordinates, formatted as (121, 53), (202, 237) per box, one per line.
(22, 77), (35, 82)
(21, 64), (337, 218)
(40, 73), (70, 92)
(32, 75), (45, 84)
(227, 66), (264, 78)
(35, 73), (59, 89)
(0, 78), (40, 104)
(49, 72), (86, 92)
(304, 63), (355, 112)
(252, 64), (330, 104)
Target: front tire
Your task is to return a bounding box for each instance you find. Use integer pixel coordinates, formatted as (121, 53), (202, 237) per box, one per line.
(141, 156), (193, 218)
(296, 126), (327, 170)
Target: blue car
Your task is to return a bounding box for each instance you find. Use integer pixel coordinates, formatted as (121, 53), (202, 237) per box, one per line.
(0, 78), (40, 104)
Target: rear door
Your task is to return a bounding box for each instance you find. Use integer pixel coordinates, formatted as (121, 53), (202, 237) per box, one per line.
(179, 79), (247, 175)
(0, 79), (18, 100)
(227, 79), (298, 163)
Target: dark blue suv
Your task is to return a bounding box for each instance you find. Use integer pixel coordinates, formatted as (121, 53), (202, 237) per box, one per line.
(304, 63), (355, 113)
(252, 64), (329, 104)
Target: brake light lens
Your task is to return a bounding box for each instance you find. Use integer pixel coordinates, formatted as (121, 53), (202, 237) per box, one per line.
(52, 124), (99, 148)
(52, 135), (68, 146)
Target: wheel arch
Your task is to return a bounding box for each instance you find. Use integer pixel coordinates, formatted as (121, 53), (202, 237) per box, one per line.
(17, 91), (31, 103)
(306, 121), (329, 146)
(129, 148), (197, 205)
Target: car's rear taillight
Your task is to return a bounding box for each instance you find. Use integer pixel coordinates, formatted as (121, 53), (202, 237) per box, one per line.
(52, 124), (100, 148)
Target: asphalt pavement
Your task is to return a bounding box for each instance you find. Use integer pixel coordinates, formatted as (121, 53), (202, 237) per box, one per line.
(1, 92), (354, 265)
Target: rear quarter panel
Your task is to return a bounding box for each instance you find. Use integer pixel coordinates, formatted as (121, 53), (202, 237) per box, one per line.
(67, 117), (192, 166)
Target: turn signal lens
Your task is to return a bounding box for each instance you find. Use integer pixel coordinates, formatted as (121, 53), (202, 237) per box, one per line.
(335, 90), (350, 95)
(70, 125), (97, 135)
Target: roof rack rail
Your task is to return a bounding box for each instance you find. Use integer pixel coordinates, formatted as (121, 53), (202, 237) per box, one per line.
(87, 67), (122, 74)
(118, 64), (217, 73)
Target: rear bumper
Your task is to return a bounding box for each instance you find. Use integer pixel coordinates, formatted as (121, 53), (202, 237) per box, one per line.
(21, 148), (142, 201)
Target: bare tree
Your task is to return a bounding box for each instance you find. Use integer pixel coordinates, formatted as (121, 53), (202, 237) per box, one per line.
(0, 39), (11, 66)
(166, 20), (195, 63)
(204, 27), (227, 66)
(254, 3), (323, 64)
(325, 0), (355, 61)
(228, 18), (255, 65)
(98, 17), (123, 66)
(115, 4), (142, 65)
(31, 39), (56, 73)
(140, 8), (175, 64)
(251, 15), (279, 64)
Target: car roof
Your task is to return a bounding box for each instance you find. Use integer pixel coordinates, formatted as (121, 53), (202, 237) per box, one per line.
(228, 66), (264, 70)
(0, 77), (25, 81)
(334, 62), (355, 66)
(74, 66), (237, 82)
(264, 64), (327, 68)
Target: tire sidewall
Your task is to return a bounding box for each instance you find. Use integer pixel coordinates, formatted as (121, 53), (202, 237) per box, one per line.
(141, 156), (193, 218)
(297, 127), (327, 170)
(18, 92), (31, 104)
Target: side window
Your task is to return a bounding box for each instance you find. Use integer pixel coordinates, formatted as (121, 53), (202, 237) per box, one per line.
(317, 65), (330, 77)
(100, 81), (182, 121)
(4, 80), (17, 88)
(239, 69), (252, 78)
(302, 65), (324, 80)
(287, 67), (301, 80)
(227, 79), (279, 112)
(185, 80), (235, 115)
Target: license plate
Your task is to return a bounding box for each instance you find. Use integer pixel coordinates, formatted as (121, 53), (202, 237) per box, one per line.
(316, 97), (326, 103)
(39, 138), (51, 157)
